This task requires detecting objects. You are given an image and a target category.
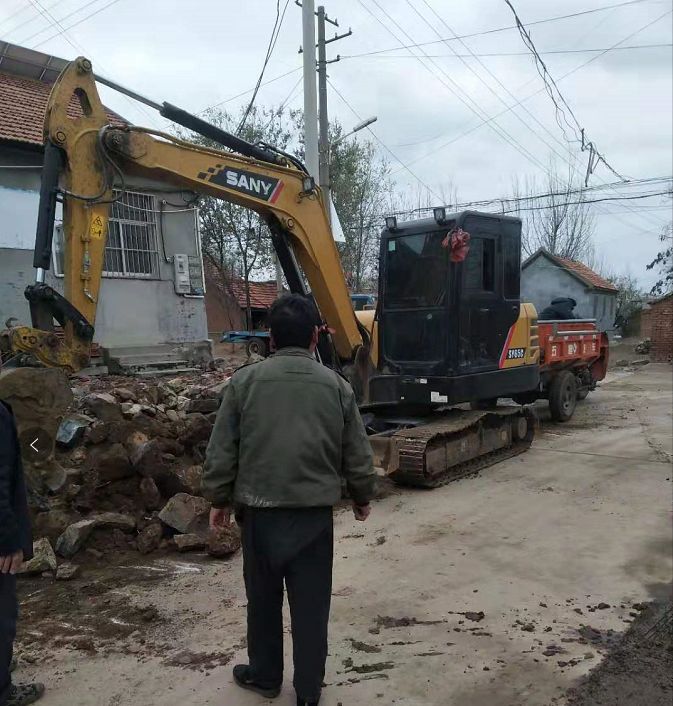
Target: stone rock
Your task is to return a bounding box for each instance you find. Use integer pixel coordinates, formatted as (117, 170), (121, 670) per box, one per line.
(179, 414), (213, 447)
(176, 396), (190, 412)
(86, 422), (110, 445)
(158, 493), (210, 535)
(205, 379), (230, 399)
(614, 359), (630, 367)
(166, 409), (180, 423)
(114, 387), (135, 402)
(185, 398), (220, 414)
(174, 533), (206, 552)
(86, 443), (133, 483)
(207, 524), (241, 558)
(18, 538), (58, 575)
(56, 513), (136, 558)
(56, 562), (80, 580)
(182, 465), (203, 496)
(635, 338), (651, 354)
(42, 461), (67, 493)
(56, 414), (93, 449)
(83, 393), (123, 422)
(130, 438), (167, 477)
(136, 523), (163, 555)
(121, 402), (141, 418)
(0, 368), (73, 494)
(139, 477), (163, 511)
(631, 358), (649, 367)
(68, 447), (88, 466)
(33, 509), (77, 545)
(139, 404), (156, 417)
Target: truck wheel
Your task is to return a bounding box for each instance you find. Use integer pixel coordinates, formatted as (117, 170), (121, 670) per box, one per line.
(549, 371), (577, 422)
(470, 398), (498, 410)
(246, 337), (268, 357)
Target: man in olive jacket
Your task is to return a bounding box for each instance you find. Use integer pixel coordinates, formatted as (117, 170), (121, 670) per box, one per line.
(1, 400), (44, 706)
(202, 294), (376, 706)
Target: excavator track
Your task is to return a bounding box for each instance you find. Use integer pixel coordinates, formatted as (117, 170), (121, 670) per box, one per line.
(383, 407), (537, 488)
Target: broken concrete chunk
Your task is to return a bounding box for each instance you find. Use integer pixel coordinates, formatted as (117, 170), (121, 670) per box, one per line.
(55, 562), (80, 580)
(86, 443), (133, 483)
(174, 533), (206, 552)
(136, 522), (163, 555)
(139, 477), (163, 511)
(56, 414), (93, 449)
(182, 465), (203, 496)
(178, 414), (213, 447)
(207, 524), (241, 558)
(18, 538), (58, 575)
(55, 513), (136, 558)
(185, 398), (220, 414)
(83, 393), (123, 422)
(158, 493), (210, 535)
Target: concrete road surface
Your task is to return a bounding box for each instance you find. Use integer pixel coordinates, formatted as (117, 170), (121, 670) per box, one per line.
(16, 364), (672, 706)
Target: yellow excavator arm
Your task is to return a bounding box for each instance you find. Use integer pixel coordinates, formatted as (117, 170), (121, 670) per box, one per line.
(8, 57), (364, 371)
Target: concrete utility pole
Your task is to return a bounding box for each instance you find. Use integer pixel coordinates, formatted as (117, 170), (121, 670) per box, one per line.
(317, 6), (330, 214)
(301, 0), (319, 179)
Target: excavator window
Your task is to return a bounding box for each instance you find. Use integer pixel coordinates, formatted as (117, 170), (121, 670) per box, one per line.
(384, 231), (448, 309)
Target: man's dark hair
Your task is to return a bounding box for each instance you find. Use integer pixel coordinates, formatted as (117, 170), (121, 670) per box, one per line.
(269, 294), (319, 349)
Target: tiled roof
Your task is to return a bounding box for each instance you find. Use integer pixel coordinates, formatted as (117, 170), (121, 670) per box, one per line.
(204, 263), (279, 309)
(0, 70), (124, 147)
(553, 255), (618, 292)
(227, 279), (279, 309)
(523, 248), (618, 293)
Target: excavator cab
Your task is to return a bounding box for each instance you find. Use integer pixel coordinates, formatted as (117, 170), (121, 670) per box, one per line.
(368, 210), (539, 409)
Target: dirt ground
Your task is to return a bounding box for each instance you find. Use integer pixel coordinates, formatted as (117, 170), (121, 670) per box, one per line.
(13, 363), (673, 706)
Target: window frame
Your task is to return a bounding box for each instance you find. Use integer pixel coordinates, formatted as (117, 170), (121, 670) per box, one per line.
(52, 189), (161, 280)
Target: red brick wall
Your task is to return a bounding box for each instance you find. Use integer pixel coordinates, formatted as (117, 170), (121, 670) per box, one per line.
(650, 296), (673, 362)
(640, 309), (652, 338)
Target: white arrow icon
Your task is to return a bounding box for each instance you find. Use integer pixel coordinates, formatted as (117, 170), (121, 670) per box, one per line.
(30, 437), (39, 453)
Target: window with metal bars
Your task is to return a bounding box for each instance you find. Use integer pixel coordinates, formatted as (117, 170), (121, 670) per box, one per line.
(52, 190), (161, 279)
(104, 190), (160, 278)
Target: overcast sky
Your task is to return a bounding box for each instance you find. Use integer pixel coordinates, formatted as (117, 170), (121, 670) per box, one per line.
(1, 0), (671, 287)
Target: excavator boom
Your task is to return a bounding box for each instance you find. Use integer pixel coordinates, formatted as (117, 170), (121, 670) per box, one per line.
(9, 56), (363, 372)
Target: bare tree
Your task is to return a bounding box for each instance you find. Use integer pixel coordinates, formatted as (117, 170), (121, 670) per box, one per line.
(525, 162), (596, 262)
(181, 105), (298, 329)
(647, 219), (673, 296)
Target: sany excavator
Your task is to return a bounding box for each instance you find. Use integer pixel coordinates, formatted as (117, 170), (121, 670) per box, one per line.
(1, 57), (541, 487)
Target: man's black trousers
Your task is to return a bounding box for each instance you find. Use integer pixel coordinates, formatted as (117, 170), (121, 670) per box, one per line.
(241, 506), (333, 701)
(0, 574), (17, 705)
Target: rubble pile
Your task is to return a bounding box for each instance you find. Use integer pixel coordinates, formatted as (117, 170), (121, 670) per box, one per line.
(23, 365), (245, 575)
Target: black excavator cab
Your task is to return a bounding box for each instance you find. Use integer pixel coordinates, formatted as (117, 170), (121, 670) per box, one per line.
(368, 210), (538, 408)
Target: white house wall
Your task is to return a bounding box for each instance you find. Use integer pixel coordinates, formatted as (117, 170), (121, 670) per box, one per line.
(0, 147), (208, 348)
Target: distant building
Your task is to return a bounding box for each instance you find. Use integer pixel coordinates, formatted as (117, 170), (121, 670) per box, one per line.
(521, 248), (618, 334)
(0, 41), (209, 367)
(204, 264), (279, 336)
(641, 294), (673, 362)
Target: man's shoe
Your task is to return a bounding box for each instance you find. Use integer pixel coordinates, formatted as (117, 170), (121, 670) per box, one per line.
(296, 696), (321, 705)
(6, 683), (45, 706)
(232, 664), (281, 698)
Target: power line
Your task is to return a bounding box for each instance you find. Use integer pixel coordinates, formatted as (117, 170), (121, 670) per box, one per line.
(236, 0), (290, 134)
(406, 0), (666, 236)
(349, 0), (661, 58)
(12, 0), (106, 46)
(23, 0), (163, 131)
(342, 43), (672, 59)
(504, 0), (629, 183)
(361, 0), (552, 177)
(326, 77), (442, 201)
(385, 9), (671, 180)
(197, 66), (302, 115)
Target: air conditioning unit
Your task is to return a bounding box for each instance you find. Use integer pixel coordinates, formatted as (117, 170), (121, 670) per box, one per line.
(173, 254), (191, 294)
